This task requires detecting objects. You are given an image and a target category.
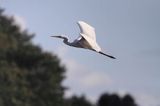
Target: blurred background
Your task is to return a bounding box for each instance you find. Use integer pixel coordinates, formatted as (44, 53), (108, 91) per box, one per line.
(0, 0), (160, 106)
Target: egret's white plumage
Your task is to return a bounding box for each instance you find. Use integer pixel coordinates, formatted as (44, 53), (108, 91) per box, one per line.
(77, 21), (101, 52)
(51, 21), (115, 59)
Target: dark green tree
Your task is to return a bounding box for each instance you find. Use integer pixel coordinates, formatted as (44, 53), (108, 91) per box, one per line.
(0, 8), (65, 106)
(122, 94), (137, 106)
(97, 93), (137, 106)
(98, 93), (121, 106)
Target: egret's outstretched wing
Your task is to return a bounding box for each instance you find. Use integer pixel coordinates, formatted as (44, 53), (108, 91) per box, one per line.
(77, 21), (96, 41)
(77, 21), (101, 52)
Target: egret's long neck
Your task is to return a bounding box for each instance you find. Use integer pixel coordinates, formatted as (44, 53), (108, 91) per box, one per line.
(61, 37), (72, 46)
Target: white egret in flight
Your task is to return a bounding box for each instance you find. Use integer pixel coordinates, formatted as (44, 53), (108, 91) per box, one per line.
(51, 21), (116, 59)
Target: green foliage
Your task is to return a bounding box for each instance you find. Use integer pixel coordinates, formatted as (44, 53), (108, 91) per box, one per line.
(0, 8), (65, 106)
(98, 93), (137, 106)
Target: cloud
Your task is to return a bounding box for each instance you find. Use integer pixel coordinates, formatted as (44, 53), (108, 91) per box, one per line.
(3, 11), (27, 32)
(81, 72), (113, 88)
(135, 93), (160, 106)
(56, 46), (68, 58)
(64, 90), (74, 98)
(62, 57), (113, 91)
(55, 46), (114, 99)
(12, 15), (27, 31)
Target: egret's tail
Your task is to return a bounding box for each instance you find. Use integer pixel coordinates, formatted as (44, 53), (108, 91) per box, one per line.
(99, 51), (116, 59)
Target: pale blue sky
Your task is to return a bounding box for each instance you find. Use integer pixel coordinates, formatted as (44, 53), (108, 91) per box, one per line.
(1, 0), (160, 106)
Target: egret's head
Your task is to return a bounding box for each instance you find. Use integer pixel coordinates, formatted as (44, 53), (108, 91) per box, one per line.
(51, 35), (64, 38)
(51, 35), (70, 45)
(50, 35), (68, 41)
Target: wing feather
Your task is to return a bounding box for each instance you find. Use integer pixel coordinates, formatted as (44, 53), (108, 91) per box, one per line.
(77, 21), (96, 41)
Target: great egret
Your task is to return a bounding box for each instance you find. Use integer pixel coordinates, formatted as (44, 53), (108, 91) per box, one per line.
(51, 21), (116, 59)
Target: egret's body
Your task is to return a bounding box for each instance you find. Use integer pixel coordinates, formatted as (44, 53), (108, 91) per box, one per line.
(51, 21), (115, 59)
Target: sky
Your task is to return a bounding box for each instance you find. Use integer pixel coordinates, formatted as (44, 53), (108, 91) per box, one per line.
(1, 0), (160, 106)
